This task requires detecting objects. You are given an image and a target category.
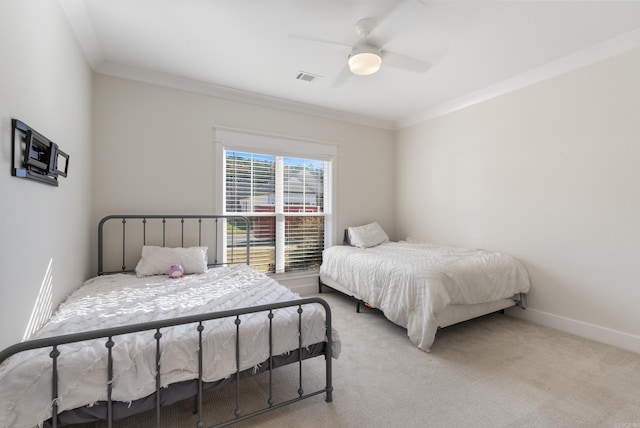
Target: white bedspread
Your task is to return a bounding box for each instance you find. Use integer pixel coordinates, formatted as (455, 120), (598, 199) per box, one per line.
(319, 242), (529, 351)
(0, 264), (338, 428)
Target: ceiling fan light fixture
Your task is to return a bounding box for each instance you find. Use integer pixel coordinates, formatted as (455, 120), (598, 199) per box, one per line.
(348, 46), (382, 76)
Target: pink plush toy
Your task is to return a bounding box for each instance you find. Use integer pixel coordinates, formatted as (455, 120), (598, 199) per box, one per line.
(167, 264), (184, 279)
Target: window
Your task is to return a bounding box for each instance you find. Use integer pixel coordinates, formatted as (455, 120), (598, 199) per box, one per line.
(216, 128), (335, 274)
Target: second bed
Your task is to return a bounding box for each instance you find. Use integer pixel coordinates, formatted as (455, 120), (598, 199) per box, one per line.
(319, 224), (530, 352)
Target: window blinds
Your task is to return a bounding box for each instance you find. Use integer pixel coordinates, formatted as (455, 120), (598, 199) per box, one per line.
(225, 151), (329, 273)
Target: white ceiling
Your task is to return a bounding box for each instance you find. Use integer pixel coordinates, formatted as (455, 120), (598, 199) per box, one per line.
(60, 0), (640, 129)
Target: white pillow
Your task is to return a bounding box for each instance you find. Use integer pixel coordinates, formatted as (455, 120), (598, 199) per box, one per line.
(135, 246), (208, 277)
(348, 222), (389, 248)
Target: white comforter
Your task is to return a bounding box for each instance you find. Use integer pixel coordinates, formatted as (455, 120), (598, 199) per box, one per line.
(0, 264), (338, 428)
(319, 242), (529, 351)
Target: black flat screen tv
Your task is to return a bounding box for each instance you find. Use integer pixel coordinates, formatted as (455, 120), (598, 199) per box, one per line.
(12, 119), (69, 186)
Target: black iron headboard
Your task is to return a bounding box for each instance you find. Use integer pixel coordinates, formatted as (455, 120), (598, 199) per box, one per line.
(97, 214), (250, 275)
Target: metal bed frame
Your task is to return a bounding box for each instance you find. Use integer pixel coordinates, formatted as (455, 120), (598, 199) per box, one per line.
(0, 215), (334, 428)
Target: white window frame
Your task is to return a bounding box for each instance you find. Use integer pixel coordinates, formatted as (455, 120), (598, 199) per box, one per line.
(214, 127), (337, 273)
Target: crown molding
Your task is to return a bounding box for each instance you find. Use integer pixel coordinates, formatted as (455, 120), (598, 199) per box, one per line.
(396, 28), (640, 129)
(59, 0), (640, 132)
(98, 26), (640, 132)
(58, 0), (393, 130)
(95, 62), (395, 131)
(59, 0), (103, 68)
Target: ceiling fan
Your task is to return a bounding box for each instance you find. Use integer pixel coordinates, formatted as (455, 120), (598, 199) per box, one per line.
(289, 0), (433, 85)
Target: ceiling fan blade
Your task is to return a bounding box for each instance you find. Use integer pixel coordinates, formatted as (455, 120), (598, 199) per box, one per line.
(288, 34), (351, 50)
(331, 66), (352, 88)
(369, 0), (425, 47)
(381, 50), (432, 73)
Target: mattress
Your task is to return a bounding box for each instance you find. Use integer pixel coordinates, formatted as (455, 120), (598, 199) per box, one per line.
(319, 241), (530, 351)
(0, 264), (339, 428)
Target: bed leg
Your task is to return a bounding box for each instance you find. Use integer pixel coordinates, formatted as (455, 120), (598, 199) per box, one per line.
(326, 387), (333, 403)
(318, 278), (323, 293)
(356, 301), (361, 313)
(324, 303), (334, 403)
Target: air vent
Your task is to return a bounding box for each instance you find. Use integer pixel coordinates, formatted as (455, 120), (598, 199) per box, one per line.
(296, 71), (322, 83)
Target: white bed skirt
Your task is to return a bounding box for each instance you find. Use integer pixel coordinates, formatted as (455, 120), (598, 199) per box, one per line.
(320, 275), (516, 329)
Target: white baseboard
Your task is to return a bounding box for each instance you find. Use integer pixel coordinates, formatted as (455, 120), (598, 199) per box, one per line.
(506, 307), (640, 355)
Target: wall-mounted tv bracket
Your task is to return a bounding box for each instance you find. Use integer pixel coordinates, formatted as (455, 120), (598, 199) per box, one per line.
(11, 119), (69, 186)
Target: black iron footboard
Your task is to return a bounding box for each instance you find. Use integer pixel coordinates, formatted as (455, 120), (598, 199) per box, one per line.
(0, 297), (334, 428)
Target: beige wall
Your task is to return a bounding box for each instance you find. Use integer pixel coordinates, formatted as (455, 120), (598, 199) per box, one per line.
(0, 1), (93, 349)
(92, 74), (396, 282)
(396, 48), (640, 353)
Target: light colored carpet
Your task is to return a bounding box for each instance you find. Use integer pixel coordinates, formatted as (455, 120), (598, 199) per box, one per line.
(73, 290), (640, 428)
